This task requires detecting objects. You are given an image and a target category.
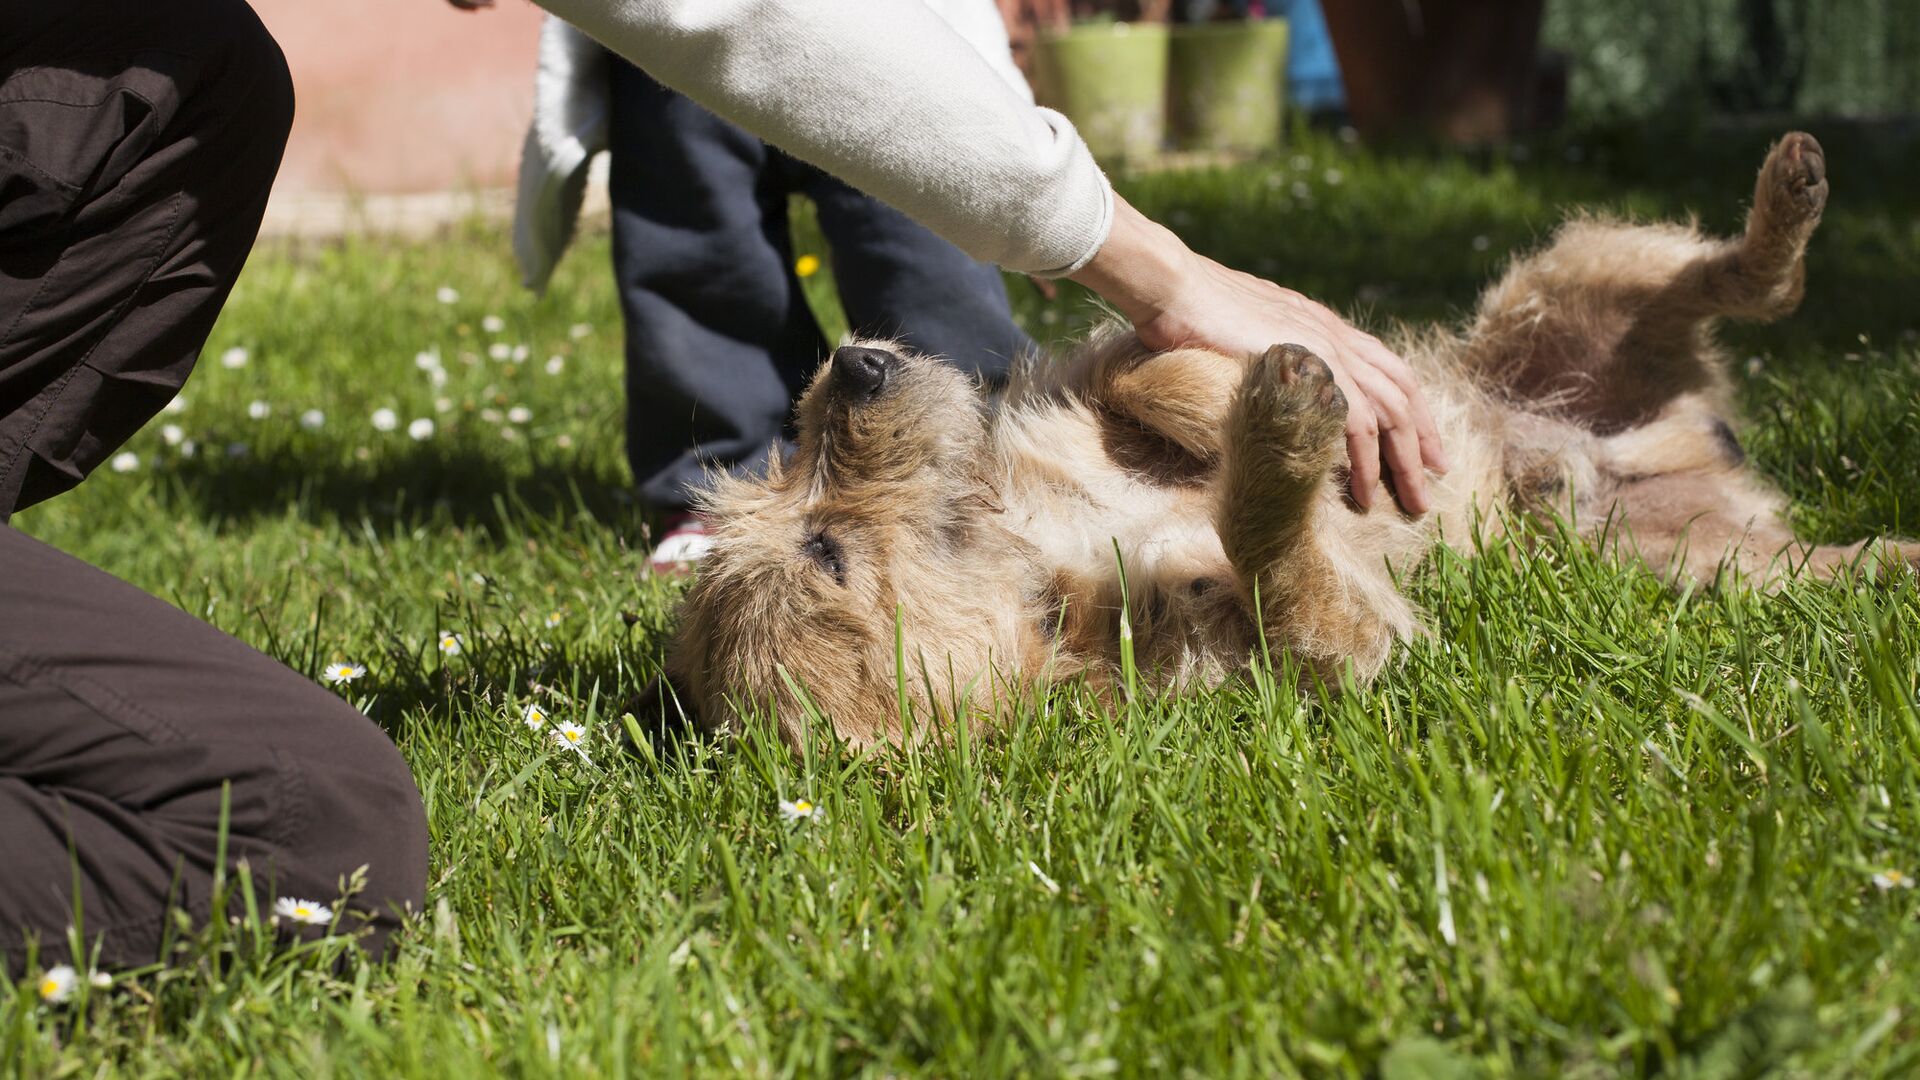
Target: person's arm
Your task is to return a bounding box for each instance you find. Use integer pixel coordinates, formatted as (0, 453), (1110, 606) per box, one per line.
(462, 0), (1445, 509)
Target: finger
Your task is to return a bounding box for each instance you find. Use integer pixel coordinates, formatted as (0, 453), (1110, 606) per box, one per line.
(1346, 362), (1430, 515)
(1348, 332), (1449, 474)
(1343, 398), (1380, 512)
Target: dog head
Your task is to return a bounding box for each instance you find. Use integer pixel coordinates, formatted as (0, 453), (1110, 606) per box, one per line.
(646, 340), (1034, 748)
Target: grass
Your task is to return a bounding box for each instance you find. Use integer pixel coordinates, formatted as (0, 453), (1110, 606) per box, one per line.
(7, 123), (1920, 1076)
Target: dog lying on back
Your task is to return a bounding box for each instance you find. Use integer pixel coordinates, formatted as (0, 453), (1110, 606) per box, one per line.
(647, 133), (1918, 748)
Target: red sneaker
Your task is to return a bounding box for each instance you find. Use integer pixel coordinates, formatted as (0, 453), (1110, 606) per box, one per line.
(647, 513), (712, 578)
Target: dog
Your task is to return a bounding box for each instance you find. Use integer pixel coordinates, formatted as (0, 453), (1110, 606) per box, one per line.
(643, 132), (1918, 749)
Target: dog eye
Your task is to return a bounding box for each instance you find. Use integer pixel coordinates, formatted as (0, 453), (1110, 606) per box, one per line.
(802, 532), (846, 585)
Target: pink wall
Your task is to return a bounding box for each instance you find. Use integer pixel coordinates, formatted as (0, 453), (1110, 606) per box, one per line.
(255, 0), (544, 193)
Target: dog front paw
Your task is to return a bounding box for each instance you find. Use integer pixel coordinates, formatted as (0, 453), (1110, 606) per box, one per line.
(1239, 343), (1348, 473)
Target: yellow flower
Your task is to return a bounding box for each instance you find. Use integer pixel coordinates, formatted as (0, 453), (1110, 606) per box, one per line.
(794, 254), (822, 278)
(779, 798), (817, 822)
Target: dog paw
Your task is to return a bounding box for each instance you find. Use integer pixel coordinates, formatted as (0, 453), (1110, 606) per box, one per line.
(1238, 344), (1348, 470)
(1758, 132), (1828, 223)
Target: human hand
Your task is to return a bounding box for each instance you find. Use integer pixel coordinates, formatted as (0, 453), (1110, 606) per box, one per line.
(1070, 196), (1448, 514)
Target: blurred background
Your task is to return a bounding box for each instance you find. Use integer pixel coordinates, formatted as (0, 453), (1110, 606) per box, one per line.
(259, 0), (1920, 214)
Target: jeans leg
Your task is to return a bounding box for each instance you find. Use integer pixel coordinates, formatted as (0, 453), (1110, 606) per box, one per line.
(798, 162), (1034, 385)
(607, 62), (825, 514)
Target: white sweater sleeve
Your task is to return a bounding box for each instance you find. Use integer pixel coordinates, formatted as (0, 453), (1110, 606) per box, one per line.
(531, 0), (1114, 276)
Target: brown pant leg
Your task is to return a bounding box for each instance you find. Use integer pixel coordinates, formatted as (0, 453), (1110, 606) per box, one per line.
(0, 525), (430, 975)
(0, 0), (293, 516)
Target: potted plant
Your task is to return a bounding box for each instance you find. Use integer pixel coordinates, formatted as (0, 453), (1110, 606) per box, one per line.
(1167, 11), (1290, 154)
(1030, 1), (1174, 162)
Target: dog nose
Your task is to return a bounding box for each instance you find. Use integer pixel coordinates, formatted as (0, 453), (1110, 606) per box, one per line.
(832, 345), (894, 396)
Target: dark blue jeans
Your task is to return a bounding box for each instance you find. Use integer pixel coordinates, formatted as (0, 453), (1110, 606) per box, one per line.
(608, 61), (1034, 513)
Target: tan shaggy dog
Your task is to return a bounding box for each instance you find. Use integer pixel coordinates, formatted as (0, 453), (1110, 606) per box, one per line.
(646, 132), (1919, 749)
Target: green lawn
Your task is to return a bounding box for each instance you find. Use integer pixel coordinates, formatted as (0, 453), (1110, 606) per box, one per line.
(8, 124), (1920, 1076)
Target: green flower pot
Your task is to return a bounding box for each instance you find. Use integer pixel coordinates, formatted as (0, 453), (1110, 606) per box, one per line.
(1032, 22), (1171, 164)
(1168, 20), (1290, 154)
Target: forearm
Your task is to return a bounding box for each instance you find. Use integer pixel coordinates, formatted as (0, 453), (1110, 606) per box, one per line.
(535, 0), (1113, 275)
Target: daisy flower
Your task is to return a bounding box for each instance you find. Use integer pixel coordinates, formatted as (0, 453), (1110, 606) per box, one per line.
(543, 610), (564, 629)
(164, 395), (188, 414)
(434, 397), (454, 414)
(511, 344), (530, 363)
(555, 434), (575, 450)
(247, 400), (271, 420)
(407, 418), (435, 441)
(37, 964), (77, 1004)
(1872, 868), (1915, 891)
(161, 424), (186, 446)
(299, 408), (326, 431)
(110, 452), (140, 473)
(321, 662), (365, 684)
(481, 314), (506, 333)
(507, 406), (532, 424)
(522, 702), (549, 730)
(273, 897), (333, 925)
(487, 343), (512, 361)
(552, 721), (590, 757)
(371, 408), (398, 432)
(437, 632), (463, 657)
(220, 346), (249, 369)
(794, 254), (822, 278)
(544, 355), (565, 375)
(88, 970), (112, 989)
(415, 349), (442, 371)
(435, 285), (460, 304)
(568, 322), (592, 340)
(778, 798), (818, 822)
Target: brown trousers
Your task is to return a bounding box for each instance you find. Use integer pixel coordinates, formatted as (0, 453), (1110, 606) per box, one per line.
(1, 0), (428, 973)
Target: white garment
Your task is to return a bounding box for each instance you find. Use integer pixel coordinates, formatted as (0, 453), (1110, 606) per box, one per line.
(528, 0), (1113, 277)
(514, 18), (610, 293)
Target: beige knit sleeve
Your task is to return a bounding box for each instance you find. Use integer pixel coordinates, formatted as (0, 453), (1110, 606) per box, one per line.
(533, 0), (1115, 276)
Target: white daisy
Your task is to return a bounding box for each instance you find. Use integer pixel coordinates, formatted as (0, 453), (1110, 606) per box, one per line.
(428, 367), (448, 389)
(479, 407), (503, 424)
(110, 452), (139, 473)
(434, 397), (454, 414)
(481, 314), (506, 333)
(507, 406), (532, 424)
(161, 424), (186, 446)
(545, 356), (565, 375)
(247, 400), (271, 420)
(220, 346), (249, 369)
(522, 702), (549, 730)
(299, 408), (326, 431)
(321, 662), (365, 684)
(87, 970), (112, 990)
(1872, 868), (1915, 891)
(552, 721), (590, 757)
(778, 798), (818, 822)
(569, 322), (592, 340)
(180, 440), (198, 458)
(500, 427), (521, 442)
(510, 344), (530, 363)
(435, 285), (460, 304)
(37, 964), (77, 1004)
(371, 408), (398, 432)
(487, 343), (511, 362)
(437, 632), (463, 657)
(273, 897), (333, 925)
(543, 610), (564, 629)
(555, 434), (575, 450)
(414, 350), (442, 371)
(407, 418), (435, 441)
(163, 395), (188, 414)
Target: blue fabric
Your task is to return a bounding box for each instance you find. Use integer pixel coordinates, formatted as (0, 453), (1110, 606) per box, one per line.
(1280, 0), (1345, 111)
(606, 61), (1032, 512)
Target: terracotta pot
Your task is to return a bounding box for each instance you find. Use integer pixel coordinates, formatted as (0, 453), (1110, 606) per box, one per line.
(1320, 0), (1544, 144)
(1167, 19), (1291, 153)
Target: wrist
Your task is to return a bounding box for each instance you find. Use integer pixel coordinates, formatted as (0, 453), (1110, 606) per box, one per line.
(1066, 195), (1197, 333)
